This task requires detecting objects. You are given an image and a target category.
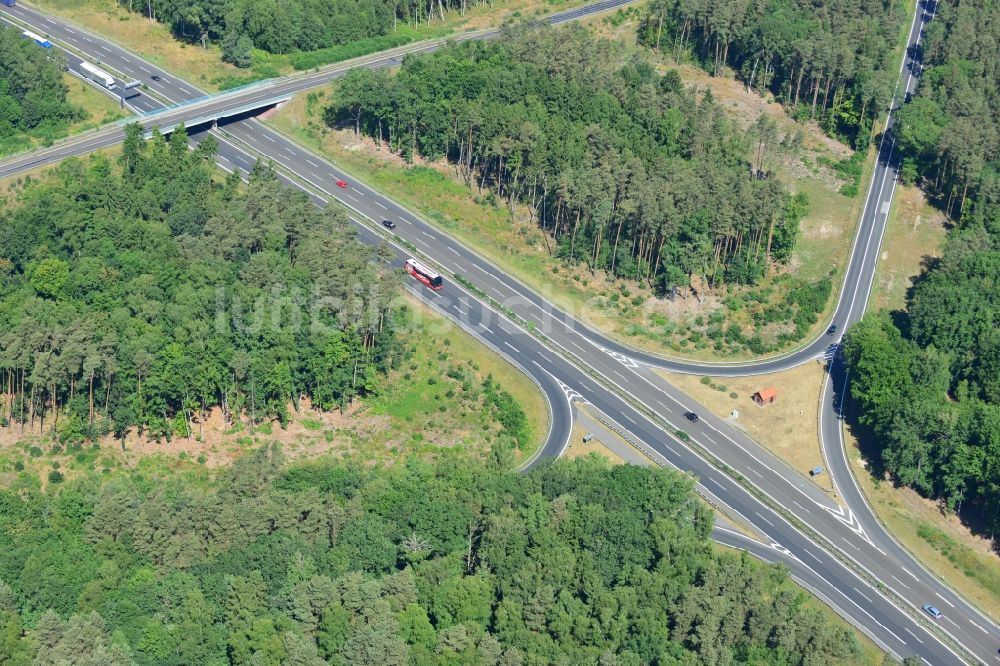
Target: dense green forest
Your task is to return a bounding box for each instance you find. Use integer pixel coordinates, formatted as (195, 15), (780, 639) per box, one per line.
(843, 0), (1000, 532)
(117, 0), (485, 64)
(0, 123), (401, 443)
(637, 0), (905, 147)
(894, 0), (1000, 221)
(327, 27), (807, 290)
(0, 27), (82, 150)
(0, 449), (864, 665)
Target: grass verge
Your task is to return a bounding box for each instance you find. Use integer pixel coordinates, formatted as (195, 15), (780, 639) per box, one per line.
(870, 182), (948, 311)
(840, 180), (1000, 621)
(26, 0), (592, 92)
(0, 73), (128, 158)
(845, 433), (1000, 622)
(565, 419), (626, 465)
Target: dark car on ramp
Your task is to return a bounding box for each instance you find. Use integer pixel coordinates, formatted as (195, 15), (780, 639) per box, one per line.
(381, 220), (396, 230)
(684, 412), (699, 423)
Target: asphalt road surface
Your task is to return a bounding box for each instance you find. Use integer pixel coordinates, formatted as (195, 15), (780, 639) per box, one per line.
(4, 0), (999, 662)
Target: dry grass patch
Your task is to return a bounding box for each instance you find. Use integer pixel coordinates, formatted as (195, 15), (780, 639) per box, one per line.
(660, 363), (829, 482)
(0, 162), (56, 197)
(872, 183), (948, 311)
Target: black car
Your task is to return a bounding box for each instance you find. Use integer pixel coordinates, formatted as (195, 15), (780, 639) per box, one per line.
(150, 74), (162, 82)
(826, 324), (837, 336)
(684, 412), (699, 423)
(381, 220), (396, 230)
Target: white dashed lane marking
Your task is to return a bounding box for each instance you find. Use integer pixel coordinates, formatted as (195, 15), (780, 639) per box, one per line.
(754, 512), (774, 527)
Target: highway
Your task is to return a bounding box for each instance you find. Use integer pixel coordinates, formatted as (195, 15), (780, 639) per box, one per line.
(3, 0), (998, 662)
(0, 0), (633, 179)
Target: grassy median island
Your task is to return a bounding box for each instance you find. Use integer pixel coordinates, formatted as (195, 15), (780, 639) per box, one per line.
(660, 363), (830, 483)
(265, 20), (878, 363)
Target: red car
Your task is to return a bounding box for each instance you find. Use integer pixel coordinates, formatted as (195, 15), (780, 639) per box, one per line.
(336, 179), (348, 188)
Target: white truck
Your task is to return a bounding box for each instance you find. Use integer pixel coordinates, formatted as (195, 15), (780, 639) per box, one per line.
(79, 62), (116, 89)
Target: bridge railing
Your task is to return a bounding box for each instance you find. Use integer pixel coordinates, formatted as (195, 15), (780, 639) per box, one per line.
(137, 78), (278, 120)
(144, 94), (294, 138)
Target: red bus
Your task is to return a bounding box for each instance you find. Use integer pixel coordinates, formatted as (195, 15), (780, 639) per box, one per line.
(405, 258), (443, 290)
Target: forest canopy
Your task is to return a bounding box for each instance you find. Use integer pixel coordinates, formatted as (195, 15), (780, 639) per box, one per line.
(0, 27), (82, 147)
(326, 26), (808, 291)
(894, 0), (1000, 223)
(0, 450), (864, 665)
(637, 0), (906, 147)
(0, 124), (402, 444)
(118, 0), (474, 62)
(843, 0), (1000, 532)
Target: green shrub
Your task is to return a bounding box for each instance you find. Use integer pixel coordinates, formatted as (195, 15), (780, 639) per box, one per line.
(832, 151), (865, 198)
(482, 375), (531, 450)
(292, 32), (432, 70)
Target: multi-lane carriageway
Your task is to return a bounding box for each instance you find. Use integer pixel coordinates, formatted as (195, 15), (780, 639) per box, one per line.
(3, 0), (999, 662)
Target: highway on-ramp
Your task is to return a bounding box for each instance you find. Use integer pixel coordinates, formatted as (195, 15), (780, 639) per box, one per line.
(3, 1), (998, 662)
